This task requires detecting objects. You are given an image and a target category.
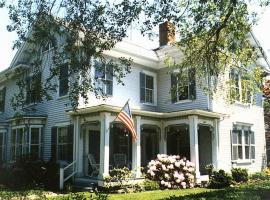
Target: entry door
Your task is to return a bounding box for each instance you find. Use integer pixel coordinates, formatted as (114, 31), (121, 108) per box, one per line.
(198, 126), (212, 175)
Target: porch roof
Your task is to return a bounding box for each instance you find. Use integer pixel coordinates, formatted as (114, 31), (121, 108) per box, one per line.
(68, 104), (225, 119)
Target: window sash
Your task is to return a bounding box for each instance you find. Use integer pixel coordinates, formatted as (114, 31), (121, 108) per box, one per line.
(232, 127), (255, 161)
(140, 73), (154, 103)
(11, 127), (42, 160)
(95, 65), (113, 96)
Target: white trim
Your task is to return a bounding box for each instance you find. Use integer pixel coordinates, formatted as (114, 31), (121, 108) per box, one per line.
(174, 100), (192, 104)
(55, 121), (71, 127)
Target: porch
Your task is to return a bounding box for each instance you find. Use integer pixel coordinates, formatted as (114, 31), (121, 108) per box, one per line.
(64, 105), (222, 188)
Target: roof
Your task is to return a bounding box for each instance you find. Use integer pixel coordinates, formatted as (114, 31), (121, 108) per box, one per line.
(68, 104), (226, 119)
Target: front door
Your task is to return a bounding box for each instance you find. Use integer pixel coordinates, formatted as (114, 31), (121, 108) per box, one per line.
(198, 125), (212, 175)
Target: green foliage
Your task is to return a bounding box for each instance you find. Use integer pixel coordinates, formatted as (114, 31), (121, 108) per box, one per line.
(250, 171), (270, 181)
(231, 168), (248, 183)
(0, 158), (59, 190)
(142, 180), (160, 191)
(104, 167), (133, 192)
(1, 0), (268, 112)
(208, 169), (233, 189)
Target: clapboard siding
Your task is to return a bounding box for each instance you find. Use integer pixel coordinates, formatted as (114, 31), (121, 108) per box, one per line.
(157, 68), (209, 112)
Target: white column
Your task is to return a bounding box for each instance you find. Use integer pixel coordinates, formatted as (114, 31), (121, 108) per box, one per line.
(212, 119), (219, 169)
(160, 122), (166, 154)
(99, 112), (110, 178)
(189, 115), (200, 180)
(132, 116), (141, 178)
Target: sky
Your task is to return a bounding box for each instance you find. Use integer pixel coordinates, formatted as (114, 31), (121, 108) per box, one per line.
(0, 5), (270, 72)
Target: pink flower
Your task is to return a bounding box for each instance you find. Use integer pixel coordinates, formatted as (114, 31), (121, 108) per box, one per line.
(175, 161), (180, 168)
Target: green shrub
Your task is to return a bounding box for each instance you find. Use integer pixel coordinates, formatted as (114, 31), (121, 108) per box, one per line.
(104, 167), (132, 192)
(208, 169), (232, 189)
(142, 180), (160, 191)
(250, 171), (270, 181)
(231, 168), (248, 183)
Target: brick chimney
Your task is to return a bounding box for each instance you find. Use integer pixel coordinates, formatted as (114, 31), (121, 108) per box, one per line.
(159, 21), (175, 46)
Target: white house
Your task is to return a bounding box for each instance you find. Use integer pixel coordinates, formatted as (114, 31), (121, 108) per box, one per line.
(0, 22), (268, 189)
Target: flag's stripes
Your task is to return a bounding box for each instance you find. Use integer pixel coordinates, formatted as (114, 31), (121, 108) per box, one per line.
(116, 101), (137, 140)
(118, 113), (137, 139)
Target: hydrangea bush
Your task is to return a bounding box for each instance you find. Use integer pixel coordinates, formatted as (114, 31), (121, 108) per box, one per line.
(146, 154), (196, 189)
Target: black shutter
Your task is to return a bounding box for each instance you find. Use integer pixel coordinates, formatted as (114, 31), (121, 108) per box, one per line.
(140, 73), (146, 102)
(188, 69), (196, 100)
(171, 74), (177, 103)
(40, 127), (44, 160)
(67, 125), (74, 162)
(35, 73), (42, 102)
(51, 127), (57, 161)
(25, 77), (31, 104)
(0, 87), (6, 112)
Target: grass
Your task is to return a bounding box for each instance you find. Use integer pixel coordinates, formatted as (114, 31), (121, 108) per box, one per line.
(1, 181), (270, 199)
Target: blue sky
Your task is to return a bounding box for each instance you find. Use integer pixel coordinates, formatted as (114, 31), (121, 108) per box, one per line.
(0, 5), (270, 72)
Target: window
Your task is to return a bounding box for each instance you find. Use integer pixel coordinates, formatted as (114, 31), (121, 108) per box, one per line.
(95, 63), (113, 96)
(0, 87), (6, 112)
(0, 132), (5, 161)
(171, 69), (196, 103)
(140, 73), (154, 103)
(230, 69), (252, 104)
(26, 74), (42, 104)
(59, 64), (69, 97)
(231, 126), (255, 161)
(11, 127), (42, 160)
(57, 127), (73, 161)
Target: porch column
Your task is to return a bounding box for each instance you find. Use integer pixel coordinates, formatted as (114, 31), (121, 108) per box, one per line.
(188, 116), (200, 180)
(132, 116), (141, 178)
(212, 119), (219, 169)
(99, 112), (110, 178)
(160, 122), (167, 154)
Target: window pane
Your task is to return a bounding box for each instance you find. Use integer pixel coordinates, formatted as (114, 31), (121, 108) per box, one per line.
(0, 133), (3, 145)
(59, 64), (69, 96)
(238, 146), (242, 159)
(58, 144), (68, 160)
(245, 146), (250, 159)
(178, 86), (188, 100)
(146, 75), (153, 89)
(145, 89), (153, 103)
(232, 131), (238, 144)
(58, 127), (68, 143)
(106, 66), (113, 81)
(244, 131), (249, 145)
(232, 146), (238, 160)
(251, 132), (255, 144)
(31, 128), (40, 144)
(238, 131), (242, 144)
(106, 80), (113, 95)
(251, 146), (255, 159)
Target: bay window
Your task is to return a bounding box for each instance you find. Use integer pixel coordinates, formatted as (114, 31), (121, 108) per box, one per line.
(11, 126), (42, 160)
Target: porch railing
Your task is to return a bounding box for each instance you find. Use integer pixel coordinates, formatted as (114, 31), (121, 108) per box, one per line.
(59, 160), (77, 190)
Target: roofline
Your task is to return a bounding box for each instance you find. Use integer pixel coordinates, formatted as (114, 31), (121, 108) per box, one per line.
(67, 104), (225, 119)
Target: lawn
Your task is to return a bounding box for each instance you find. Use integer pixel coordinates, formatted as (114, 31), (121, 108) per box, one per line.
(108, 181), (270, 200)
(1, 181), (270, 199)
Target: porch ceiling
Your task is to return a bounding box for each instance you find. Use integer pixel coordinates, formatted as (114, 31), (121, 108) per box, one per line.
(67, 104), (226, 119)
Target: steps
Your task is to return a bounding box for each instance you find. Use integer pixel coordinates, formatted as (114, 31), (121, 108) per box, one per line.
(72, 177), (97, 192)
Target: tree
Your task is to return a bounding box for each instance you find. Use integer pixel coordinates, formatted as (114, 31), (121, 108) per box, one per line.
(263, 79), (270, 164)
(0, 0), (269, 112)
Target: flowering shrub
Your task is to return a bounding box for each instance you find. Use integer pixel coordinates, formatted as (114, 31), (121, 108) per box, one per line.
(146, 154), (195, 189)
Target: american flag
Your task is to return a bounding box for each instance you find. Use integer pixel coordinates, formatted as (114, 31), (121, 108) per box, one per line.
(117, 101), (137, 141)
